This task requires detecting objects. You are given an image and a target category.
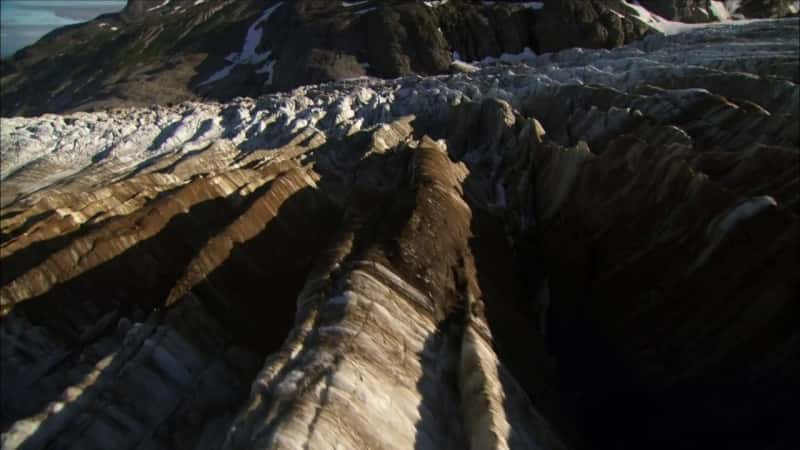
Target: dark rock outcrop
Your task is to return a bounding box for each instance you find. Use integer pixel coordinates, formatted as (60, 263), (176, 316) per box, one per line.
(737, 0), (800, 17)
(535, 0), (652, 52)
(2, 0), (744, 118)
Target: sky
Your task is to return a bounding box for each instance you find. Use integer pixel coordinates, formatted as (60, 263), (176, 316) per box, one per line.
(1, 0), (126, 58)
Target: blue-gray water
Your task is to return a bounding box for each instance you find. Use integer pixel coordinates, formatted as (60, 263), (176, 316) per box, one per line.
(1, 0), (126, 58)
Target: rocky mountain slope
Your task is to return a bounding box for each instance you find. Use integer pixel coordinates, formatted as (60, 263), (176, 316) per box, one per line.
(2, 17), (799, 450)
(2, 0), (798, 117)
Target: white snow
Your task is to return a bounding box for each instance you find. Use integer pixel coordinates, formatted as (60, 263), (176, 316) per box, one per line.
(256, 60), (276, 85)
(608, 9), (627, 19)
(200, 2), (284, 86)
(2, 18), (797, 201)
(479, 46), (537, 64)
(451, 60), (480, 73)
(342, 0), (379, 14)
(709, 1), (731, 20)
(725, 0), (742, 14)
(449, 46), (536, 69)
(199, 65), (234, 86)
(147, 0), (171, 12)
(523, 2), (544, 10)
(717, 196), (777, 235)
(621, 1), (706, 35)
(623, 0), (759, 35)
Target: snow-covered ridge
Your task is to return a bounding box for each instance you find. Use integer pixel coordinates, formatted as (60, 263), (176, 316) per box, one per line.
(190, 0), (755, 87)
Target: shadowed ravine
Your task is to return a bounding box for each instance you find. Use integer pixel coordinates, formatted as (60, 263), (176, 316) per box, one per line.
(2, 18), (799, 450)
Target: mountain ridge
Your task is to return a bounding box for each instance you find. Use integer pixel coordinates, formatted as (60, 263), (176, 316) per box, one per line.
(2, 0), (796, 117)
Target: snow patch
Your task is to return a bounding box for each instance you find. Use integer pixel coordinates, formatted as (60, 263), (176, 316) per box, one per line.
(199, 2), (283, 86)
(147, 0), (171, 12)
(725, 0), (742, 13)
(709, 1), (731, 20)
(479, 47), (537, 64)
(452, 60), (480, 73)
(717, 196), (777, 235)
(623, 0), (755, 34)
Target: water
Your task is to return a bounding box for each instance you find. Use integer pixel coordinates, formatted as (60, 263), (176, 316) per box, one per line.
(1, 0), (126, 58)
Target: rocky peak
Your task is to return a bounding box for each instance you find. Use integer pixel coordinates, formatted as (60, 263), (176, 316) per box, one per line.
(121, 0), (155, 19)
(9, 0), (796, 117)
(121, 0), (203, 20)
